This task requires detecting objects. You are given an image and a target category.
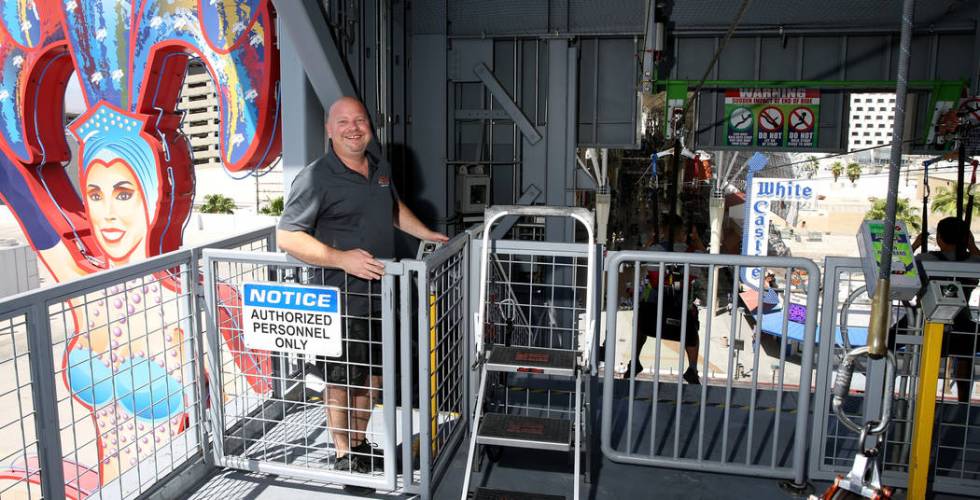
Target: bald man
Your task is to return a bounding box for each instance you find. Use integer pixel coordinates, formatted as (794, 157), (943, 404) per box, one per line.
(278, 97), (447, 476)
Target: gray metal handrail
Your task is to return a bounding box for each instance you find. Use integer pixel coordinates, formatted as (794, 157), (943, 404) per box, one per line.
(0, 225), (277, 316)
(0, 226), (275, 499)
(200, 248), (402, 491)
(601, 250), (821, 488)
(475, 205), (597, 366)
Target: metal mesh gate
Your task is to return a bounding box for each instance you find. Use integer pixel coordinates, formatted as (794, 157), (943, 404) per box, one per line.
(469, 239), (593, 422)
(202, 250), (398, 491)
(601, 251), (820, 485)
(810, 257), (980, 496)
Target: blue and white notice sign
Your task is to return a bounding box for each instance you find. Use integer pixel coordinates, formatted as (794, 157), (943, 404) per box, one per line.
(240, 282), (343, 357)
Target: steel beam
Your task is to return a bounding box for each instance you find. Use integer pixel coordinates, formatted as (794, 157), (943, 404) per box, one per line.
(544, 40), (577, 242)
(641, 0), (657, 93)
(272, 0), (358, 105)
(279, 30), (324, 198)
(473, 63), (543, 144)
(489, 184), (543, 240)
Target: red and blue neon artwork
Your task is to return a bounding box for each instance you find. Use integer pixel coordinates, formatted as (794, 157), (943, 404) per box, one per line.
(0, 1), (280, 496)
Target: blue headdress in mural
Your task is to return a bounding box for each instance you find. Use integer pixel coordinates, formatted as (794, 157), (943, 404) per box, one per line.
(71, 104), (160, 212)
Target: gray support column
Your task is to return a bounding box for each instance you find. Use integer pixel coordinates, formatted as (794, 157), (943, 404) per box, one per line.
(544, 39), (578, 242)
(279, 32), (325, 198)
(409, 35), (450, 233)
(272, 0), (357, 106)
(974, 1), (980, 95)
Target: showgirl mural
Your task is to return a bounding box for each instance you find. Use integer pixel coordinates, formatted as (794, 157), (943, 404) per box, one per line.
(0, 1), (280, 497)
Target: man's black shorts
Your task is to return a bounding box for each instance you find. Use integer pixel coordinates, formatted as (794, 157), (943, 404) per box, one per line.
(319, 317), (383, 386)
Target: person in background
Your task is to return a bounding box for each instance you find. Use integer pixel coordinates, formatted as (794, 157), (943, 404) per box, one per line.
(915, 217), (980, 403)
(624, 214), (704, 383)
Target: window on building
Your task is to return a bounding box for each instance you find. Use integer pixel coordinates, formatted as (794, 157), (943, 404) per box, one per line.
(877, 98), (884, 103)
(856, 106), (864, 111)
(876, 115), (883, 120)
(864, 132), (871, 136)
(852, 131), (859, 136)
(875, 132), (882, 136)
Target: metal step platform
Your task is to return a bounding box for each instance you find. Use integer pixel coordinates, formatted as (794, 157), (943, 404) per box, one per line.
(486, 346), (576, 376)
(477, 413), (571, 452)
(474, 487), (565, 500)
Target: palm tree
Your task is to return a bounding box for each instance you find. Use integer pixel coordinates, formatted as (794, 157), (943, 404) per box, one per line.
(831, 161), (844, 182)
(801, 156), (819, 179)
(200, 194), (236, 214)
(260, 196), (284, 216)
(865, 197), (921, 233)
(846, 162), (862, 184)
(930, 184), (980, 217)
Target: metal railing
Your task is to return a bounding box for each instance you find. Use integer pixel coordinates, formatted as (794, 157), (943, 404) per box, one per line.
(3, 220), (977, 497)
(601, 251), (821, 487)
(201, 249), (400, 491)
(402, 231), (471, 499)
(0, 226), (275, 500)
(810, 257), (980, 496)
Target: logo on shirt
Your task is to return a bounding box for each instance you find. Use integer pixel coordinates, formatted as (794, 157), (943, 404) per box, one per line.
(378, 175), (390, 187)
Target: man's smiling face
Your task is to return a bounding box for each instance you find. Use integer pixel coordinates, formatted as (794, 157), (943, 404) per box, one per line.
(327, 98), (372, 157)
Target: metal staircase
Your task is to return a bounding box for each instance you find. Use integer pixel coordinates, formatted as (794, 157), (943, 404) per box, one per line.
(461, 206), (597, 500)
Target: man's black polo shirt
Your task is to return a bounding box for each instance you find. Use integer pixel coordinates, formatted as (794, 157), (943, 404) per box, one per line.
(278, 149), (397, 314)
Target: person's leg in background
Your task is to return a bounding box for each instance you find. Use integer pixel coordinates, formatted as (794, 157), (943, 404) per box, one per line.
(682, 312), (701, 384)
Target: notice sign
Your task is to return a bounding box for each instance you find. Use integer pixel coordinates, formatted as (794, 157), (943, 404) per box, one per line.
(241, 282), (343, 356)
(724, 88), (820, 149)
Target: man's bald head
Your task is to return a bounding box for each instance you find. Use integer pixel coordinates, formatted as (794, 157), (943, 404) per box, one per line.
(327, 96), (372, 158)
(328, 96), (368, 121)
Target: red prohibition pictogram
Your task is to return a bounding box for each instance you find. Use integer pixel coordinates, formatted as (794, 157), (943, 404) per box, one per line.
(758, 106), (783, 132)
(789, 107), (815, 132)
(960, 98), (980, 125)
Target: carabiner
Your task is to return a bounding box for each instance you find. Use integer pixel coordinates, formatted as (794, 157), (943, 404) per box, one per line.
(831, 346), (897, 435)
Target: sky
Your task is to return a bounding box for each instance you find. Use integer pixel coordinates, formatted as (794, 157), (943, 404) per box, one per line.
(64, 73), (86, 116)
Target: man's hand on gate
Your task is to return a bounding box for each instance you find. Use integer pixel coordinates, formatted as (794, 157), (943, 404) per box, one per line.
(426, 231), (450, 244)
(338, 249), (385, 280)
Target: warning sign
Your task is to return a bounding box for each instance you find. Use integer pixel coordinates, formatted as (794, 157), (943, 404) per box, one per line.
(757, 106), (784, 147)
(728, 107), (754, 146)
(724, 88), (820, 149)
(960, 97), (980, 155)
(787, 106), (816, 148)
(241, 282), (343, 356)
(961, 97), (980, 125)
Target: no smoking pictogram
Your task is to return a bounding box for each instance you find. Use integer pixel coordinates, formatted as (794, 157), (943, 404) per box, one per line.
(960, 98), (980, 125)
(789, 107), (814, 132)
(758, 106), (783, 132)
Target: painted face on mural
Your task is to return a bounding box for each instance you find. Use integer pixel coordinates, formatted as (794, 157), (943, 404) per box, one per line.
(327, 98), (373, 156)
(85, 160), (149, 264)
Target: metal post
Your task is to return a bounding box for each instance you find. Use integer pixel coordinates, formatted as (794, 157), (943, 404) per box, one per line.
(381, 270), (399, 488)
(399, 269), (417, 493)
(25, 302), (65, 499)
(908, 322), (945, 498)
(201, 254), (227, 464)
(417, 275), (434, 496)
(957, 143), (966, 220)
(180, 257), (209, 465)
(665, 138), (682, 252)
(872, 0), (915, 359)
